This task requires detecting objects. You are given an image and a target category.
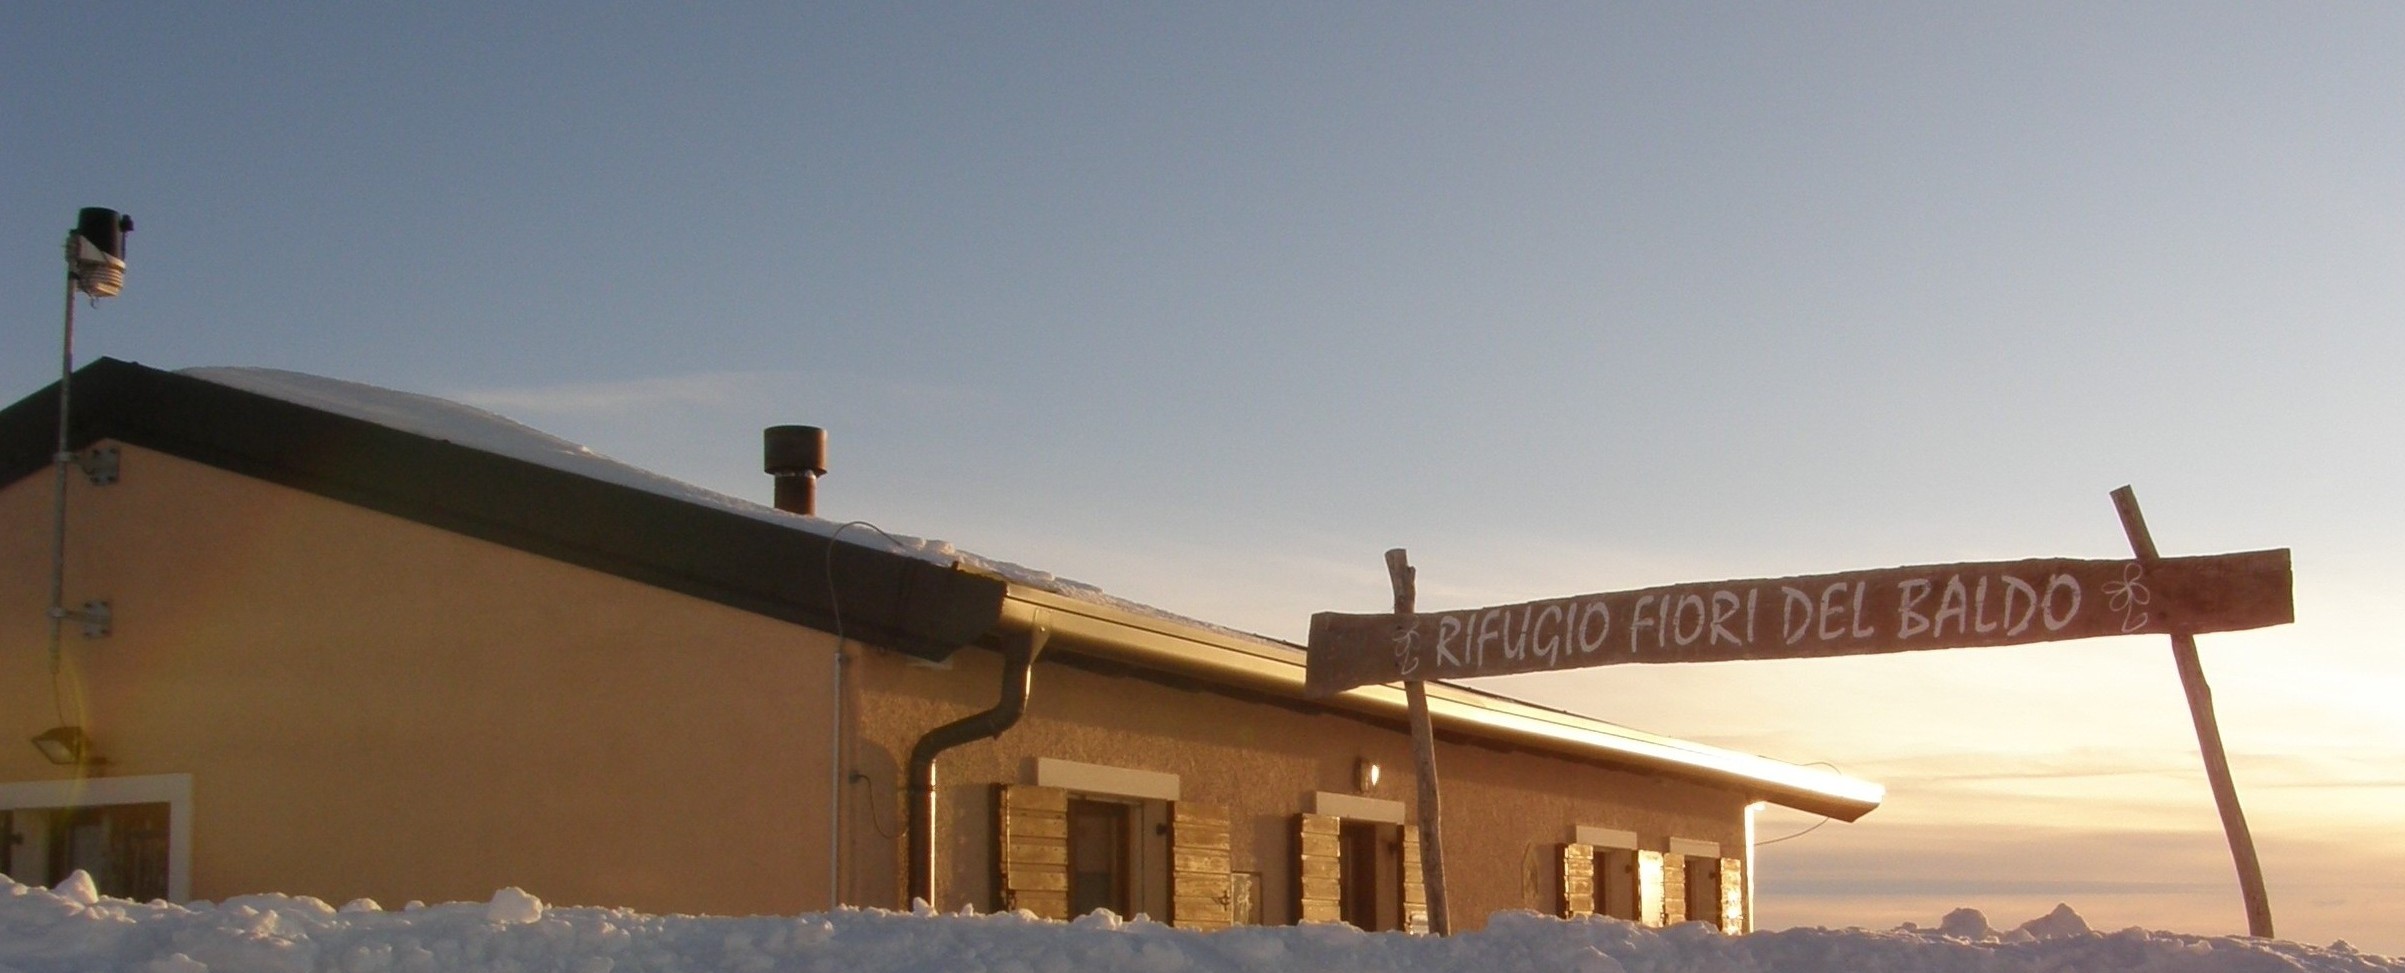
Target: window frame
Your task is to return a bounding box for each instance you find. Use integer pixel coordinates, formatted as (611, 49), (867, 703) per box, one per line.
(1026, 759), (1186, 923)
(0, 773), (193, 901)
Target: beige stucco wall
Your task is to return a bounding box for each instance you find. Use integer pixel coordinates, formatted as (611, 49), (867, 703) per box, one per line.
(847, 640), (1752, 930)
(3, 439), (1758, 928)
(1, 443), (840, 914)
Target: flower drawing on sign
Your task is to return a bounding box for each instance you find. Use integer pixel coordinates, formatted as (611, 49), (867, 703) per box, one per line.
(2105, 562), (2151, 633)
(1391, 620), (1423, 677)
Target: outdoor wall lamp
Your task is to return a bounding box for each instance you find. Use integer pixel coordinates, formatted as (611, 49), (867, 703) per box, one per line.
(31, 725), (100, 766)
(1355, 757), (1381, 793)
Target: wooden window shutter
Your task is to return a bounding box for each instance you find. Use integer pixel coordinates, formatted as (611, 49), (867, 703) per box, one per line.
(1401, 825), (1429, 934)
(1294, 812), (1343, 923)
(1635, 849), (1666, 927)
(1661, 852), (1687, 924)
(1557, 842), (1595, 918)
(1718, 857), (1746, 933)
(996, 784), (1069, 920)
(1169, 802), (1234, 930)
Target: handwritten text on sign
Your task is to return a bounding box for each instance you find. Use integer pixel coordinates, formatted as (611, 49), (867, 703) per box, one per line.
(1304, 550), (2292, 696)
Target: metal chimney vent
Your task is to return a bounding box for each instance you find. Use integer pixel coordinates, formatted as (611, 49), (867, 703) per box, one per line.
(764, 425), (828, 516)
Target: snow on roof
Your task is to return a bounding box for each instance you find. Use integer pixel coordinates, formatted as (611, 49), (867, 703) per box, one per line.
(8, 873), (2398, 972)
(178, 366), (1283, 646)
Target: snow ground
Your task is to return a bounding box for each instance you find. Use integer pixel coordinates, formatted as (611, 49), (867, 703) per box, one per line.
(3, 873), (2394, 973)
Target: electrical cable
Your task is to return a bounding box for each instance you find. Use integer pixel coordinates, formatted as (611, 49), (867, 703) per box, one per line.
(1753, 762), (1843, 846)
(824, 519), (914, 650)
(856, 771), (900, 839)
(820, 523), (920, 858)
(1753, 816), (1830, 847)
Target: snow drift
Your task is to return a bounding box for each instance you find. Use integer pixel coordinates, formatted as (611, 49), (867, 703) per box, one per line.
(2, 872), (2394, 973)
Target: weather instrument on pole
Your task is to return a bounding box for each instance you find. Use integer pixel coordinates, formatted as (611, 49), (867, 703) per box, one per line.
(68, 208), (133, 299)
(40, 207), (134, 772)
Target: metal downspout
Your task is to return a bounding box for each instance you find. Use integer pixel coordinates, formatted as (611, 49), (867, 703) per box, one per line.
(907, 618), (1048, 907)
(827, 644), (848, 909)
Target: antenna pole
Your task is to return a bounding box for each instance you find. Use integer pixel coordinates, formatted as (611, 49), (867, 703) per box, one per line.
(47, 210), (129, 733)
(48, 263), (79, 717)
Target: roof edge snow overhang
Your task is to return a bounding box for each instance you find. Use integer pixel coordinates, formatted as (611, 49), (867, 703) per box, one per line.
(0, 359), (1006, 659)
(996, 584), (1884, 822)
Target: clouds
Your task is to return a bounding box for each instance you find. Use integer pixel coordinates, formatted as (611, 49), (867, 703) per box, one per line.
(1743, 738), (2405, 947)
(1756, 818), (2405, 947)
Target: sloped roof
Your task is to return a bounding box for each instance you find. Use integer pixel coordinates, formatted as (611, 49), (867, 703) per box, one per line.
(1, 359), (1882, 820)
(0, 359), (1004, 658)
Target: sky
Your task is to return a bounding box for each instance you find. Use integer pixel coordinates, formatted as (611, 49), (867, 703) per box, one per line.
(5, 1), (2401, 952)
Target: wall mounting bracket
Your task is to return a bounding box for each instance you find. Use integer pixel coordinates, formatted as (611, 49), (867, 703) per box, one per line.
(73, 445), (119, 485)
(49, 600), (112, 638)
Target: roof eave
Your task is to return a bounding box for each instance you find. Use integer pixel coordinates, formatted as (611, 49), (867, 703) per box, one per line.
(994, 584), (1883, 822)
(0, 358), (1007, 659)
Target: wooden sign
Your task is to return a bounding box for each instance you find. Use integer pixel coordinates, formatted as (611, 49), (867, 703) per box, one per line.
(1305, 549), (2291, 696)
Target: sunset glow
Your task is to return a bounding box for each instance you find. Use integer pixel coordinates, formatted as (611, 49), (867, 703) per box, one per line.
(7, 1), (2401, 953)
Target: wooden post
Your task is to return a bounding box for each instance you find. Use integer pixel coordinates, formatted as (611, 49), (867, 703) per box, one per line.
(1388, 548), (1451, 935)
(2111, 486), (2275, 939)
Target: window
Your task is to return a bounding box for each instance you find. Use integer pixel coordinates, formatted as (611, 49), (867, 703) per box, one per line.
(1661, 837), (1742, 930)
(997, 761), (1228, 929)
(1684, 856), (1721, 926)
(0, 774), (191, 902)
(2, 803), (170, 900)
(1067, 798), (1132, 916)
(1338, 820), (1401, 931)
(1599, 848), (1640, 920)
(1562, 828), (1650, 924)
(999, 787), (1173, 921)
(1688, 856), (1745, 931)
(1298, 793), (1425, 932)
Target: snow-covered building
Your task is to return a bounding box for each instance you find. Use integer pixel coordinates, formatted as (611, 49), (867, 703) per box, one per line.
(0, 359), (1880, 932)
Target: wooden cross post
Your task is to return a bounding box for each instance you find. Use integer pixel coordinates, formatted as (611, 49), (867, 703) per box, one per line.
(2111, 486), (2274, 939)
(1388, 548), (1452, 935)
